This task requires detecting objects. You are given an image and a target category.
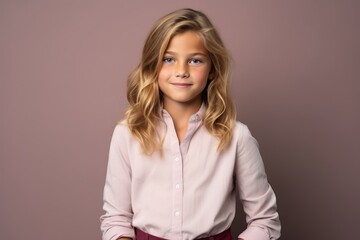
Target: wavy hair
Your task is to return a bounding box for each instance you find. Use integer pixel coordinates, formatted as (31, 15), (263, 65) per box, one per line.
(125, 8), (236, 154)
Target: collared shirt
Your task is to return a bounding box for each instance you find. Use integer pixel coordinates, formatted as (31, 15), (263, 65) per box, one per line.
(100, 105), (281, 240)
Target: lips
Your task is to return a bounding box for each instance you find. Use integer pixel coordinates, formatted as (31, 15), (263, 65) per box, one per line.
(170, 83), (193, 88)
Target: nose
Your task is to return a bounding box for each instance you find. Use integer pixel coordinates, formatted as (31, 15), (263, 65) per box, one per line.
(175, 62), (189, 78)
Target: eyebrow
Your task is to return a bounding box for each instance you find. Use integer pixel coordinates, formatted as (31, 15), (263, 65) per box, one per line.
(164, 51), (208, 57)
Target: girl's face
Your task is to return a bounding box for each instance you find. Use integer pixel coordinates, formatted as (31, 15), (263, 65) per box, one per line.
(158, 31), (211, 110)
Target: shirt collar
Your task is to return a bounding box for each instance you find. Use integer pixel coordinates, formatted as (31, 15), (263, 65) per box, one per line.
(161, 103), (206, 123)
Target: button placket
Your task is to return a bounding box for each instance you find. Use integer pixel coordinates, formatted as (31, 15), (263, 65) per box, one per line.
(167, 109), (204, 240)
(172, 151), (183, 240)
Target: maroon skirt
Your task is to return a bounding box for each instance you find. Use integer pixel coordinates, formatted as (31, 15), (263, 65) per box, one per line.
(135, 228), (232, 240)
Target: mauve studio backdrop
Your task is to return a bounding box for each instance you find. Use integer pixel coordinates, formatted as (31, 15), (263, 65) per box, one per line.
(0, 0), (359, 239)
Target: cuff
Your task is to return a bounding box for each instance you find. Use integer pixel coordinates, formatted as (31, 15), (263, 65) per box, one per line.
(102, 226), (135, 240)
(238, 226), (270, 240)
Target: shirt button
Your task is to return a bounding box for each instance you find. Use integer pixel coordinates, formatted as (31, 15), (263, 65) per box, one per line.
(175, 211), (180, 217)
(174, 157), (180, 162)
(175, 184), (180, 189)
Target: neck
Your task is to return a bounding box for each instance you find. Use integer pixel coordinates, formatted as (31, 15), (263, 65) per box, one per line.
(163, 100), (202, 142)
(163, 101), (202, 123)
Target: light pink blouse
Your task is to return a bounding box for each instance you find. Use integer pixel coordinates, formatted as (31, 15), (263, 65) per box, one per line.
(100, 105), (280, 240)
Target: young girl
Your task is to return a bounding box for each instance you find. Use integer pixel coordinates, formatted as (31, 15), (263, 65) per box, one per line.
(101, 8), (280, 240)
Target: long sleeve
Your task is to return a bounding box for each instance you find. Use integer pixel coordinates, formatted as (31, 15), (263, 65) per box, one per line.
(100, 125), (135, 240)
(235, 125), (281, 240)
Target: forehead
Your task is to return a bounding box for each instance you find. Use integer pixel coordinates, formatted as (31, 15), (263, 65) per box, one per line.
(166, 31), (207, 54)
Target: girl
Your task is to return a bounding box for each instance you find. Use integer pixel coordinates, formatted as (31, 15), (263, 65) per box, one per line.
(101, 8), (280, 240)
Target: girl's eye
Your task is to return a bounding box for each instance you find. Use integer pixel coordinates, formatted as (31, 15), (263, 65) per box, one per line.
(163, 57), (174, 63)
(189, 58), (203, 64)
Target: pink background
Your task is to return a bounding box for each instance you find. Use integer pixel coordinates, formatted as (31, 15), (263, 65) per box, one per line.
(1, 1), (359, 239)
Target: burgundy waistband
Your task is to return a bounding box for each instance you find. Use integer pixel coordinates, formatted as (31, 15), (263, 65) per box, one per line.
(134, 228), (232, 240)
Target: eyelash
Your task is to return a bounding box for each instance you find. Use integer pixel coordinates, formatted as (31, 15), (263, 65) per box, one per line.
(189, 58), (203, 64)
(162, 57), (203, 64)
(163, 57), (174, 63)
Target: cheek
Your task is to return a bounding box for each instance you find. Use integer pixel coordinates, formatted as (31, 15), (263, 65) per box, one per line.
(194, 68), (210, 83)
(158, 67), (171, 83)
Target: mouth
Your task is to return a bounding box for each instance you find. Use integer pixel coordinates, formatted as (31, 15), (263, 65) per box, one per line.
(171, 83), (192, 88)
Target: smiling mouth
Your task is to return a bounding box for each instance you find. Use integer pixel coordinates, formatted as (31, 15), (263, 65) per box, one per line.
(171, 83), (192, 88)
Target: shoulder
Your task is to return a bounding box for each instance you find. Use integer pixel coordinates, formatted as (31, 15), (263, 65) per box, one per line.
(111, 120), (132, 143)
(109, 121), (141, 158)
(114, 120), (129, 134)
(113, 120), (129, 132)
(233, 121), (251, 139)
(233, 121), (259, 150)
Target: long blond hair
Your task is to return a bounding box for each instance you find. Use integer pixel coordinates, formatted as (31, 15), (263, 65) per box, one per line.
(125, 8), (236, 154)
